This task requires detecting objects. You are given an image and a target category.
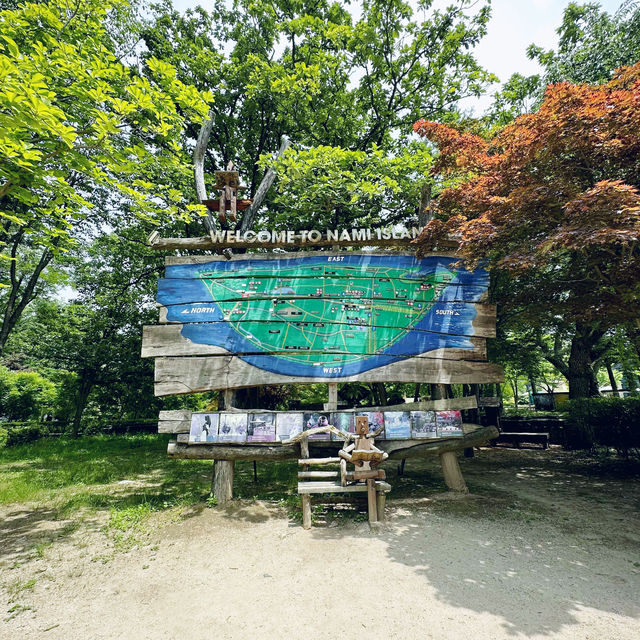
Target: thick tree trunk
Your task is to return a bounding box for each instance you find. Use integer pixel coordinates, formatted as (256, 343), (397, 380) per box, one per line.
(567, 323), (603, 399)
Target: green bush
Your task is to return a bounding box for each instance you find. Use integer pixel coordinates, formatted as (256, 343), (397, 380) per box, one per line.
(0, 367), (58, 421)
(567, 398), (640, 455)
(2, 422), (64, 447)
(0, 427), (7, 448)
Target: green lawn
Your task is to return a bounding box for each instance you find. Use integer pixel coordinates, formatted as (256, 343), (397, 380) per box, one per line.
(0, 434), (299, 517)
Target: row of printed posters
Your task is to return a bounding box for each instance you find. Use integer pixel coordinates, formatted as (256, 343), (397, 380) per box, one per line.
(189, 411), (463, 444)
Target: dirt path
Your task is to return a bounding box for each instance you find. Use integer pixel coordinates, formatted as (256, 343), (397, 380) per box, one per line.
(2, 449), (639, 640)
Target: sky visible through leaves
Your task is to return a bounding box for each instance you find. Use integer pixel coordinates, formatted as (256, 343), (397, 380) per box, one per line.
(173, 0), (626, 114)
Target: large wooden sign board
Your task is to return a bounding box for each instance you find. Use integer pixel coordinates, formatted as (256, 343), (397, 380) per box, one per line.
(142, 252), (503, 394)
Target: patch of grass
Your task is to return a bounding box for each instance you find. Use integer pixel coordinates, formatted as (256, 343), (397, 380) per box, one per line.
(34, 541), (52, 559)
(0, 434), (213, 515)
(5, 604), (33, 621)
(7, 577), (36, 601)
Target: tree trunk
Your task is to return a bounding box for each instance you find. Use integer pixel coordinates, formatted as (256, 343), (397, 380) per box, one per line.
(430, 384), (450, 400)
(605, 362), (619, 397)
(72, 376), (94, 437)
(567, 323), (603, 399)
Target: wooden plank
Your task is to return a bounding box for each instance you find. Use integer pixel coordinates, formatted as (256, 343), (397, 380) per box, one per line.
(298, 457), (341, 465)
(298, 471), (340, 479)
(165, 251), (456, 265)
(158, 419), (189, 434)
(356, 396), (478, 412)
(142, 324), (488, 360)
(154, 355), (504, 395)
(159, 410), (192, 421)
(297, 481), (391, 495)
(478, 396), (501, 407)
(157, 279), (486, 304)
(153, 306), (496, 338)
(151, 234), (459, 251)
(165, 426), (498, 460)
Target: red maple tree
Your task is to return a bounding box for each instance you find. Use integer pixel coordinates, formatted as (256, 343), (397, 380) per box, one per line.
(413, 62), (640, 397)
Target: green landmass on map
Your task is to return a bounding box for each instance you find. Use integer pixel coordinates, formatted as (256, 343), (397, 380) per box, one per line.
(199, 263), (454, 365)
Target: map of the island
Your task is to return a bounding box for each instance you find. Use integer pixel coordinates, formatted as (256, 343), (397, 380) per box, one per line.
(157, 254), (488, 378)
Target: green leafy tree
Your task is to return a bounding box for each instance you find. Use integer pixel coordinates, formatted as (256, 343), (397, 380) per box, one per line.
(142, 0), (495, 217)
(0, 0), (211, 352)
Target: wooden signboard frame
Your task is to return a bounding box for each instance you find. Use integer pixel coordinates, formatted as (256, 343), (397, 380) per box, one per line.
(145, 239), (504, 507)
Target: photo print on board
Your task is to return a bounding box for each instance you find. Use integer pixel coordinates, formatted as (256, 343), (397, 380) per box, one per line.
(247, 412), (276, 442)
(303, 412), (331, 440)
(276, 413), (303, 442)
(218, 413), (248, 442)
(331, 412), (355, 441)
(436, 410), (463, 437)
(384, 411), (411, 439)
(411, 411), (437, 438)
(189, 413), (219, 444)
(356, 411), (385, 436)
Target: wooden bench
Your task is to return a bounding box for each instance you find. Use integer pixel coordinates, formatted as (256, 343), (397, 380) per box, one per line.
(291, 420), (391, 528)
(492, 432), (550, 449)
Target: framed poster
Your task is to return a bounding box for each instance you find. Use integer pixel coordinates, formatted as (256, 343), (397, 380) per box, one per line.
(356, 411), (385, 436)
(331, 412), (355, 440)
(247, 412), (276, 442)
(411, 411), (437, 438)
(276, 413), (303, 442)
(189, 413), (219, 443)
(303, 412), (331, 440)
(218, 413), (248, 442)
(436, 410), (463, 437)
(384, 411), (411, 439)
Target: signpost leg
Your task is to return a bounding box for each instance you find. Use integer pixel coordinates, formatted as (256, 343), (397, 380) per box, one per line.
(367, 479), (378, 523)
(328, 383), (338, 411)
(439, 451), (468, 493)
(214, 460), (234, 504)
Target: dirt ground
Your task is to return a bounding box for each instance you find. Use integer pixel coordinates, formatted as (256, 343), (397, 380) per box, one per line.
(2, 447), (640, 640)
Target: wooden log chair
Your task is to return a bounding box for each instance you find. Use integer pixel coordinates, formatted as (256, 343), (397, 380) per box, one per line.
(285, 417), (391, 529)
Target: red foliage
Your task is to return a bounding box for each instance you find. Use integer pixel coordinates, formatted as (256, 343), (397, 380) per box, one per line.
(413, 62), (640, 324)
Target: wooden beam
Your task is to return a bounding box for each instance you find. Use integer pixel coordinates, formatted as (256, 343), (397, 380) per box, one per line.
(164, 250), (456, 265)
(357, 396), (478, 412)
(165, 425), (498, 460)
(150, 234), (459, 251)
(154, 355), (504, 395)
(142, 324), (489, 359)
(153, 306), (496, 339)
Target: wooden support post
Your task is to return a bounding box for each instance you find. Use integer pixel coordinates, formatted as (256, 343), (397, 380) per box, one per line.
(397, 458), (406, 476)
(367, 479), (378, 523)
(223, 388), (235, 409)
(300, 437), (312, 529)
(439, 451), (468, 493)
(328, 383), (338, 411)
(376, 490), (386, 522)
(253, 460), (258, 483)
(213, 460), (235, 504)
